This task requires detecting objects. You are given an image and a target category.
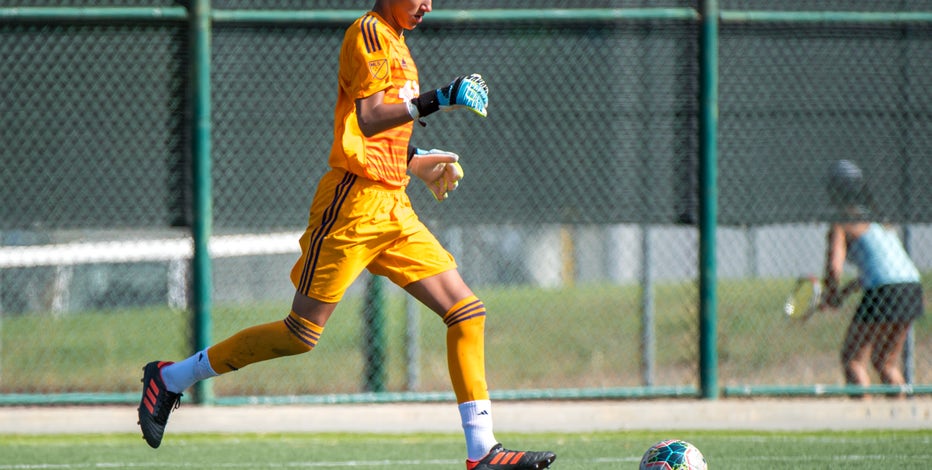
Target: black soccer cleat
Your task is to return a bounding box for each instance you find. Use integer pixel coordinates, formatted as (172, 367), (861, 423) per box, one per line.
(137, 361), (182, 448)
(466, 443), (557, 470)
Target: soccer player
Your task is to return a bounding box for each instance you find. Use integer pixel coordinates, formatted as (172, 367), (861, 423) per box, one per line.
(137, 1), (556, 468)
(821, 159), (924, 399)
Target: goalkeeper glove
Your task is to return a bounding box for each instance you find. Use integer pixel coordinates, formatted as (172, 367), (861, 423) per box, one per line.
(407, 147), (465, 202)
(408, 74), (489, 123)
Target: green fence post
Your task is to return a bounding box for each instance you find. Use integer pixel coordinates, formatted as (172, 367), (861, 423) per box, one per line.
(190, 0), (214, 405)
(363, 275), (387, 393)
(698, 0), (719, 400)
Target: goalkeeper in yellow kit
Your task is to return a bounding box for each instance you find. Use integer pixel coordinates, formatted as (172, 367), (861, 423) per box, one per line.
(137, 1), (555, 469)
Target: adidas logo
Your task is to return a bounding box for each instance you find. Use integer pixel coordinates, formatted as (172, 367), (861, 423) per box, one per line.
(478, 410), (490, 416)
(143, 379), (159, 414)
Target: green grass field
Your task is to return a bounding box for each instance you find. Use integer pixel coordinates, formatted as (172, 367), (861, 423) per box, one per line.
(1, 275), (930, 396)
(1, 430), (930, 469)
(3, 277), (932, 468)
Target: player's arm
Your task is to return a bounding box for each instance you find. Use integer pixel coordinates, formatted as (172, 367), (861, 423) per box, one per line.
(355, 90), (414, 137)
(356, 74), (490, 136)
(821, 224), (847, 308)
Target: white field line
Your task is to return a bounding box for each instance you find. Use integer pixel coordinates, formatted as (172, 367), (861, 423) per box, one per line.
(0, 457), (634, 469)
(5, 455), (932, 469)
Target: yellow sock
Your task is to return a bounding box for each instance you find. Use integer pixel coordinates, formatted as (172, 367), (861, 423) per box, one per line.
(444, 296), (489, 403)
(207, 311), (323, 374)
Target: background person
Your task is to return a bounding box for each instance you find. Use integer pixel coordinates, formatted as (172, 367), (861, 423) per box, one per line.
(821, 159), (924, 399)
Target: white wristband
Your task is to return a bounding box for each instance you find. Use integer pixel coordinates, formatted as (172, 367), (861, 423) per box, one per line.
(406, 100), (420, 120)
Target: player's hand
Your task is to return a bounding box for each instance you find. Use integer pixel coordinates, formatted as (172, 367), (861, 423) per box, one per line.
(437, 74), (488, 117)
(409, 74), (489, 121)
(408, 148), (464, 201)
(820, 288), (843, 309)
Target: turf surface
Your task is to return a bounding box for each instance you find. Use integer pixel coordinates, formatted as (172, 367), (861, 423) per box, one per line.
(1, 430), (929, 469)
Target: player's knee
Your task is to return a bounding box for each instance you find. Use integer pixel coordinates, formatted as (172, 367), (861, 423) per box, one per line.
(842, 356), (866, 374)
(283, 311), (324, 354)
(442, 296), (486, 328)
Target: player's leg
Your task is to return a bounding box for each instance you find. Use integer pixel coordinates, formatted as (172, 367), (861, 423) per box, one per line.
(156, 294), (331, 392)
(139, 169), (372, 448)
(196, 293), (335, 376)
(138, 293), (335, 449)
(374, 235), (499, 461)
(373, 213), (556, 469)
(183, 169), (373, 382)
(840, 319), (873, 392)
(842, 292), (883, 398)
(871, 283), (924, 397)
(403, 271), (495, 451)
(871, 321), (910, 390)
(404, 271), (556, 470)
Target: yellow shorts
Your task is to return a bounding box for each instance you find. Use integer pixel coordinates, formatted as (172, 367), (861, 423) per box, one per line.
(291, 169), (457, 303)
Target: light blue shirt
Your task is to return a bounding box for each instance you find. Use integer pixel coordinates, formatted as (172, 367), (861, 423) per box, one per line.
(847, 223), (920, 289)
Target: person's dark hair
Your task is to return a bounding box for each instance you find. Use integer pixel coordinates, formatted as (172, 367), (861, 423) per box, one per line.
(827, 159), (874, 218)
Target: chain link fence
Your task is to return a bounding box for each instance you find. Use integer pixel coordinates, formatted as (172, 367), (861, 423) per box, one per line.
(1, 1), (930, 402)
(717, 6), (932, 394)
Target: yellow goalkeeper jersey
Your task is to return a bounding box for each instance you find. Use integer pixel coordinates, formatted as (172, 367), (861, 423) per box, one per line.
(328, 11), (419, 188)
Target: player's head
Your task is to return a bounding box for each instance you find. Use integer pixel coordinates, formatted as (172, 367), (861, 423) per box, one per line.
(374, 0), (432, 32)
(826, 159), (872, 214)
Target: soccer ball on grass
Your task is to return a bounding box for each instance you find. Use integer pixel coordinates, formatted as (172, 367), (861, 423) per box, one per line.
(639, 439), (707, 470)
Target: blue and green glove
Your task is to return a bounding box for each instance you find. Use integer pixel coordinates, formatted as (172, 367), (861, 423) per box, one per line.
(408, 74), (488, 123)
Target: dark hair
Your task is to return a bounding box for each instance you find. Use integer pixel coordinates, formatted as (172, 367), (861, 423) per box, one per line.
(827, 159), (873, 216)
